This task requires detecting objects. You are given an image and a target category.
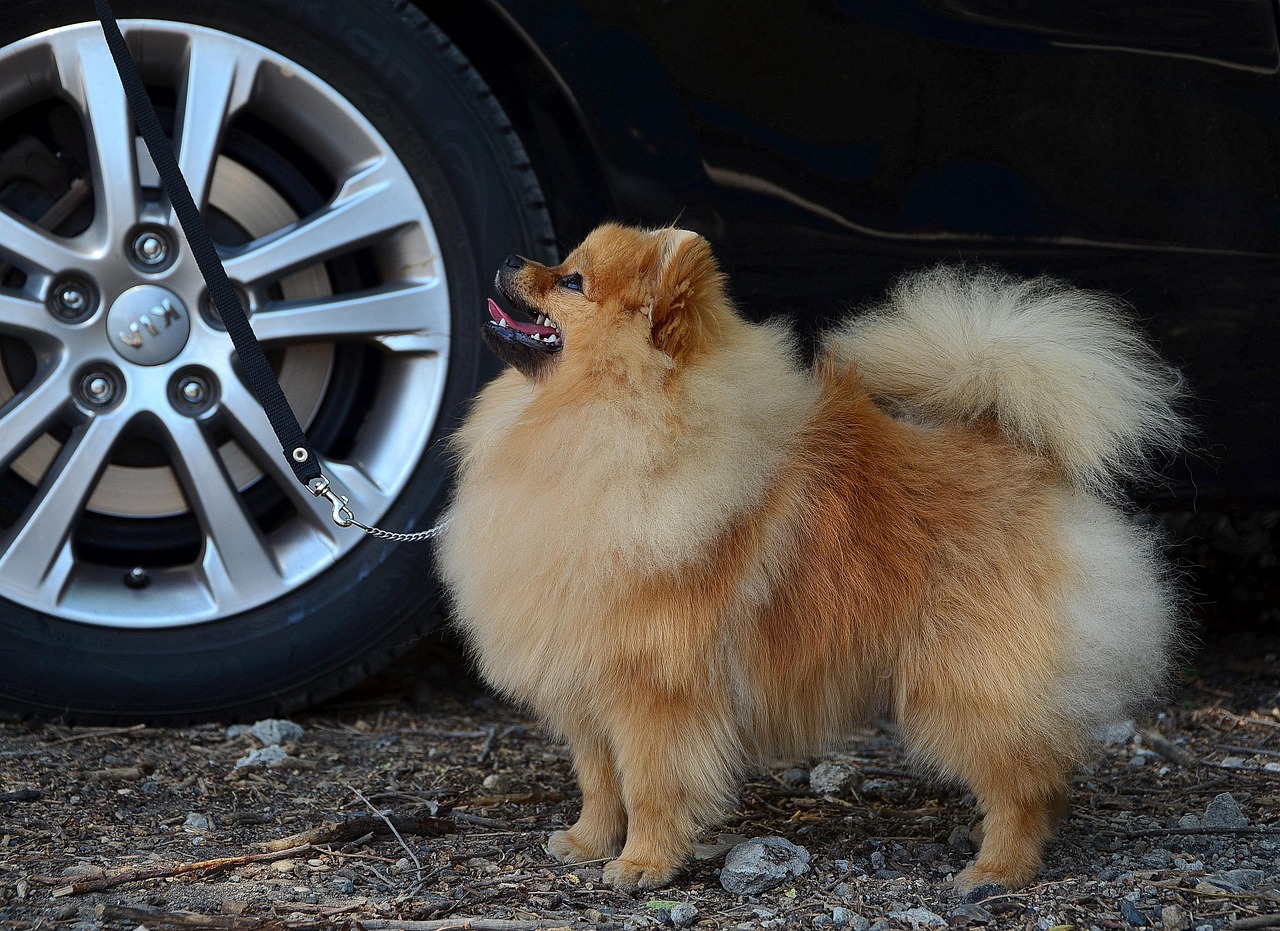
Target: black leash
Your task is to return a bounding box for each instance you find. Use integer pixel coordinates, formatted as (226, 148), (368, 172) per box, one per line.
(92, 0), (443, 540)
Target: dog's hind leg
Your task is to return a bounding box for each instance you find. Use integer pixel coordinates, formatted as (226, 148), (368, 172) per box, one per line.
(548, 729), (627, 863)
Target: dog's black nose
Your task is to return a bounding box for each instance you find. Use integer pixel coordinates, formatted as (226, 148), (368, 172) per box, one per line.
(503, 254), (524, 270)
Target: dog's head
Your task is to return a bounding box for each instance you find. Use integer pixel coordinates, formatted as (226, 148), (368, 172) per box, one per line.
(484, 224), (729, 380)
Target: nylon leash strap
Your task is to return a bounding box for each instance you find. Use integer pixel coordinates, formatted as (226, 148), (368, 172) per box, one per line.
(93, 0), (444, 542)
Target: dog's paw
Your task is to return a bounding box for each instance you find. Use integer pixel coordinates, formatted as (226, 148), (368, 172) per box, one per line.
(602, 856), (678, 891)
(547, 829), (617, 864)
(955, 861), (1029, 895)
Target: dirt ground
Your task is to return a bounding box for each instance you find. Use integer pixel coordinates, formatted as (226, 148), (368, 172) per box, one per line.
(2, 533), (1278, 931)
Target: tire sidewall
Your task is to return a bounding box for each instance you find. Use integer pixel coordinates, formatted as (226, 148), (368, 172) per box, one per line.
(0, 0), (547, 721)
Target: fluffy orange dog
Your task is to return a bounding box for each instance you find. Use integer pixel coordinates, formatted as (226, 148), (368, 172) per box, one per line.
(439, 224), (1186, 893)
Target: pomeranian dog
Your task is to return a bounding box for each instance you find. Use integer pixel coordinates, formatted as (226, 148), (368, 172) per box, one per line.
(439, 223), (1186, 893)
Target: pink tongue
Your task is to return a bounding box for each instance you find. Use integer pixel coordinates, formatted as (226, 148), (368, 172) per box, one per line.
(487, 298), (558, 336)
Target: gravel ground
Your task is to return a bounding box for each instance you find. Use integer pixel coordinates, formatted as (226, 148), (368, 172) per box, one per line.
(1, 517), (1277, 931)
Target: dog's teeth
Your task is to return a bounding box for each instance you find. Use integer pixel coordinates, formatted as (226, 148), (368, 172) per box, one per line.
(498, 318), (508, 328)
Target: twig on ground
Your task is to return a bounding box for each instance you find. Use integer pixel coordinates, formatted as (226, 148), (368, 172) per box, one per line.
(260, 807), (454, 851)
(349, 784), (427, 900)
(29, 843), (316, 895)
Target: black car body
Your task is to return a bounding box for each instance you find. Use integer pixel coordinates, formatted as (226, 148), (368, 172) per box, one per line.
(432, 0), (1280, 505)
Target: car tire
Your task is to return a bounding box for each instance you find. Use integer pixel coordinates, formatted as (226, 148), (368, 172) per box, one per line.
(0, 0), (553, 722)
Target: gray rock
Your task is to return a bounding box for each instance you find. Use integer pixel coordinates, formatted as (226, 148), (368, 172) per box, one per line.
(962, 882), (1006, 904)
(719, 837), (811, 895)
(781, 767), (810, 787)
(224, 724), (252, 740)
(1120, 899), (1150, 926)
(669, 903), (698, 927)
(830, 907), (852, 927)
(947, 825), (974, 853)
(1096, 719), (1136, 746)
(950, 903), (994, 923)
(859, 778), (909, 803)
(1160, 905), (1190, 931)
(1203, 792), (1248, 829)
(250, 718), (305, 746)
(1177, 814), (1202, 830)
(809, 761), (861, 796)
(1140, 848), (1172, 868)
(234, 745), (290, 769)
(1207, 868), (1264, 892)
(182, 812), (210, 833)
(887, 906), (946, 929)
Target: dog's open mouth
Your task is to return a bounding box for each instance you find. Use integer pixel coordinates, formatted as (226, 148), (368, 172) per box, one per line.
(486, 298), (563, 349)
(482, 292), (563, 379)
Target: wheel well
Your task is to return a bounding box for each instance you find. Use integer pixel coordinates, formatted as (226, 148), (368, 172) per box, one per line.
(416, 0), (615, 256)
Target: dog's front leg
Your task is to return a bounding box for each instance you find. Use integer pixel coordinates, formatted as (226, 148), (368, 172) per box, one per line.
(600, 689), (737, 890)
(548, 729), (626, 863)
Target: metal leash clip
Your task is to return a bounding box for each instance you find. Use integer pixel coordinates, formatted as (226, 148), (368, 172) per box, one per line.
(307, 475), (449, 542)
(308, 476), (355, 528)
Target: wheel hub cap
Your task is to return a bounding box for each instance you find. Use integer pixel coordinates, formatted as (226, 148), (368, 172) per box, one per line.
(105, 285), (191, 365)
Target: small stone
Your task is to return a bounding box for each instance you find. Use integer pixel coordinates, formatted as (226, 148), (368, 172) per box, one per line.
(335, 877), (355, 895)
(780, 767), (810, 787)
(1220, 756), (1246, 768)
(1096, 719), (1136, 745)
(1161, 905), (1190, 931)
(1208, 868), (1264, 892)
(870, 851), (886, 870)
(809, 761), (861, 796)
(250, 718), (305, 746)
(950, 903), (994, 924)
(752, 908), (777, 920)
(271, 858), (297, 874)
(1203, 792), (1248, 829)
(1140, 848), (1171, 868)
(669, 903), (698, 927)
(182, 812), (210, 833)
(623, 916), (658, 931)
(481, 773), (507, 791)
(235, 745), (290, 769)
(1127, 755), (1148, 768)
(1120, 900), (1150, 926)
(859, 778), (909, 803)
(224, 724), (252, 740)
(887, 906), (946, 929)
(720, 837), (811, 895)
(831, 907), (852, 927)
(1177, 814), (1201, 830)
(962, 882), (1006, 905)
(849, 916), (870, 931)
(947, 825), (974, 853)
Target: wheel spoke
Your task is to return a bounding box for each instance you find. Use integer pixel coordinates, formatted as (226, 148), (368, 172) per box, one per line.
(323, 460), (397, 523)
(217, 378), (339, 540)
(0, 365), (73, 470)
(249, 280), (449, 349)
(0, 412), (127, 601)
(0, 292), (61, 342)
(222, 158), (424, 286)
(173, 33), (261, 215)
(161, 415), (283, 605)
(53, 35), (139, 244)
(0, 209), (83, 275)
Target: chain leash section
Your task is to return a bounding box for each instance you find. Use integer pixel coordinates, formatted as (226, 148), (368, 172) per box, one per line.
(307, 476), (449, 543)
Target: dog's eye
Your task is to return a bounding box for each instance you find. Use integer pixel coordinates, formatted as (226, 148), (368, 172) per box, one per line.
(559, 273), (584, 293)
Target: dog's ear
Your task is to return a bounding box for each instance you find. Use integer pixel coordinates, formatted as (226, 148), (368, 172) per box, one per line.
(648, 228), (725, 361)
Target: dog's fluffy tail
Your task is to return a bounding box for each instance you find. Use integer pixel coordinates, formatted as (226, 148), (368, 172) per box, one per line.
(825, 266), (1189, 497)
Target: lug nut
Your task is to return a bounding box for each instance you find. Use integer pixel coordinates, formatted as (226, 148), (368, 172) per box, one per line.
(48, 277), (97, 322)
(124, 567), (149, 589)
(79, 371), (117, 407)
(180, 378), (206, 404)
(171, 371), (217, 416)
(131, 229), (172, 269)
